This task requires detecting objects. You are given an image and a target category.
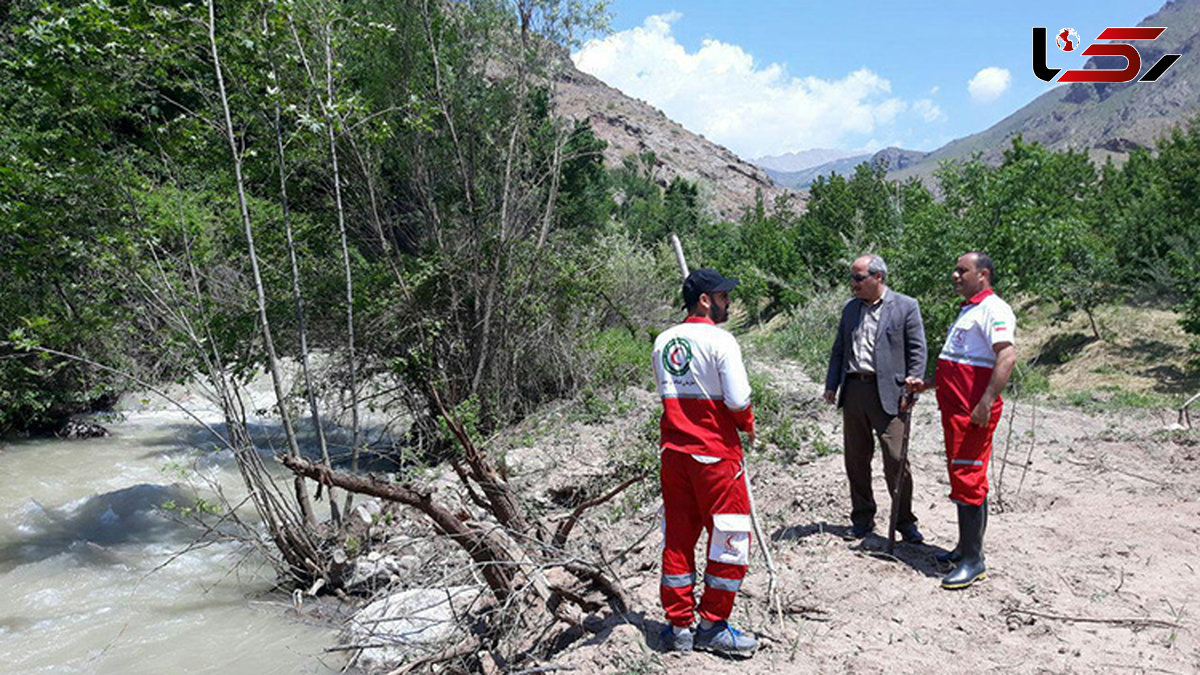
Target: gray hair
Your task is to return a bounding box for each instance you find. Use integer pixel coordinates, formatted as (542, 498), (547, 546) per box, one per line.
(864, 254), (888, 278)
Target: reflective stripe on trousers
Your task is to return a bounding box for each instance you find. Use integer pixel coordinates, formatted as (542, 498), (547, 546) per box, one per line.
(661, 573), (695, 589)
(704, 573), (742, 592)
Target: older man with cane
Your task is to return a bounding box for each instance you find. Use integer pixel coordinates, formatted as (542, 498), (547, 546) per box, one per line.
(824, 254), (927, 544)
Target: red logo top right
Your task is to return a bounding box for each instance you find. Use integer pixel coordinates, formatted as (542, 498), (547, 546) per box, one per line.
(1033, 26), (1181, 83)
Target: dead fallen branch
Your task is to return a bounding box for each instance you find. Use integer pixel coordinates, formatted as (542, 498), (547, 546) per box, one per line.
(1004, 607), (1183, 630)
(552, 472), (648, 549)
(279, 454), (518, 601)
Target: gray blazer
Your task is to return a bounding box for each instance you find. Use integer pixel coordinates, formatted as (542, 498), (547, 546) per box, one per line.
(824, 289), (927, 416)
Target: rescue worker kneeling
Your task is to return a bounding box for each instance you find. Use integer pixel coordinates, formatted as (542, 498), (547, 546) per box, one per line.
(652, 268), (758, 657)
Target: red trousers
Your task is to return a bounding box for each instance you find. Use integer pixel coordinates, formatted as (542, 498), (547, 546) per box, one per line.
(659, 448), (752, 627)
(940, 399), (1002, 506)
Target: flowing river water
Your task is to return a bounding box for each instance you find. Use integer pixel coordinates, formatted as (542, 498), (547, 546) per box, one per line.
(0, 403), (345, 674)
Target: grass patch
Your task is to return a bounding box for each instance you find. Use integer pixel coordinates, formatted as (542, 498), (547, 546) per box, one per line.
(1020, 302), (1200, 398)
(1054, 386), (1177, 411)
(1010, 361), (1051, 398)
(589, 326), (651, 390)
(766, 288), (844, 381)
(745, 370), (838, 463)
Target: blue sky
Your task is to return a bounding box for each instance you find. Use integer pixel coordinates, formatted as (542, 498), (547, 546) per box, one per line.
(571, 1), (1168, 159)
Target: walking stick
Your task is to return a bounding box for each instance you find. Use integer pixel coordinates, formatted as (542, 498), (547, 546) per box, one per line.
(742, 451), (785, 627)
(886, 392), (917, 556)
(669, 233), (784, 628)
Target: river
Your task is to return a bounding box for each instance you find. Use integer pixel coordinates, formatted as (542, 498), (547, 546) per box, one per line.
(0, 405), (345, 674)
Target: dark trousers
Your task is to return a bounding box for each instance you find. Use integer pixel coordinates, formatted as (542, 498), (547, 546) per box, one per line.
(842, 377), (916, 530)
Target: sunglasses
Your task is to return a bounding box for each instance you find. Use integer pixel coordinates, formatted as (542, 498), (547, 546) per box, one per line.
(849, 273), (871, 283)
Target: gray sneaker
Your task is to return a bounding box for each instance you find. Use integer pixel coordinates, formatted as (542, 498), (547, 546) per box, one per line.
(694, 620), (758, 657)
(660, 624), (693, 652)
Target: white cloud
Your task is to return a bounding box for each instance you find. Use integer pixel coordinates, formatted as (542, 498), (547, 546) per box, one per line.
(913, 99), (945, 123)
(929, 85), (940, 95)
(571, 13), (924, 157)
(967, 67), (1011, 103)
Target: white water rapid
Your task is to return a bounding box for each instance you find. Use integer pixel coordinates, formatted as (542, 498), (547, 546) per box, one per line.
(0, 404), (344, 674)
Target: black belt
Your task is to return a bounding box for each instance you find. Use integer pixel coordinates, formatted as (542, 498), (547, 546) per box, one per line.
(846, 372), (876, 381)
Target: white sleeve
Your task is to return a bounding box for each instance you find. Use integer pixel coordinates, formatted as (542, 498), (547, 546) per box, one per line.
(719, 335), (753, 410)
(986, 301), (1016, 347)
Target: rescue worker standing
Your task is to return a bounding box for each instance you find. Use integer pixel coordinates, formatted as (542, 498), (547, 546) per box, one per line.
(652, 268), (758, 656)
(907, 252), (1017, 590)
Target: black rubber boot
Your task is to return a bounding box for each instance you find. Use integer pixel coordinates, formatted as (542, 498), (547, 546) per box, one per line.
(940, 497), (988, 564)
(941, 503), (986, 590)
(935, 545), (961, 564)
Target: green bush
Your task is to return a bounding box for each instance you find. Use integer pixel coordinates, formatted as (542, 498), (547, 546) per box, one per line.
(771, 288), (847, 381)
(1010, 362), (1051, 398)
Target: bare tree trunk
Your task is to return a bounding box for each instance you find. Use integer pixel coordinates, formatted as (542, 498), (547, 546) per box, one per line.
(320, 28), (364, 518)
(207, 0), (315, 527)
(269, 51), (340, 525)
(284, 13), (362, 517)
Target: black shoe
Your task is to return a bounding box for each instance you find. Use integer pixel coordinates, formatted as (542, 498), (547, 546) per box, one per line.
(849, 522), (875, 539)
(941, 504), (987, 590)
(898, 523), (924, 544)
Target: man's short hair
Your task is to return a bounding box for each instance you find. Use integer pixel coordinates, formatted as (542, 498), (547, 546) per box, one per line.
(973, 252), (996, 285)
(864, 254), (888, 278)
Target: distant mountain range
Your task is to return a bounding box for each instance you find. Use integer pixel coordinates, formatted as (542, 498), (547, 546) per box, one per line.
(752, 149), (857, 173)
(762, 148), (928, 189)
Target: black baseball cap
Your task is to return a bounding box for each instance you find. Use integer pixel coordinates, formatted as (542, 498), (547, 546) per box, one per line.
(682, 268), (739, 308)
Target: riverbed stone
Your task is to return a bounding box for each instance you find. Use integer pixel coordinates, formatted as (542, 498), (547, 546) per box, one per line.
(347, 585), (484, 670)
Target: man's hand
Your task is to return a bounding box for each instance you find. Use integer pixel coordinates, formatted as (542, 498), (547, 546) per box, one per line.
(823, 390), (836, 405)
(746, 427), (756, 445)
(904, 376), (932, 394)
(970, 397), (993, 427)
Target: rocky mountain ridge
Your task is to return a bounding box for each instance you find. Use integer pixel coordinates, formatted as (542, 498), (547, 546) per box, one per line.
(553, 60), (795, 220)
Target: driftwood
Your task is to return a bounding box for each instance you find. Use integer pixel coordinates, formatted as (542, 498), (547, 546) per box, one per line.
(280, 455), (520, 601)
(280, 450), (643, 667)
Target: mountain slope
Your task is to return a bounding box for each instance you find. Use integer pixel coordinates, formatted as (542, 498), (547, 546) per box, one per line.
(895, 0), (1200, 181)
(553, 62), (794, 221)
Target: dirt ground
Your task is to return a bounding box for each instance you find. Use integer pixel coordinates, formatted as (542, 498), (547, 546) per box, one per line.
(503, 353), (1200, 674)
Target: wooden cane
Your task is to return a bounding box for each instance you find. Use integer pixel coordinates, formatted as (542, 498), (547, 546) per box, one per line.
(886, 392), (917, 556)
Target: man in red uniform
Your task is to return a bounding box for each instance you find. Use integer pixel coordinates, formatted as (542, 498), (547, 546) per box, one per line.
(652, 268), (758, 656)
(907, 252), (1016, 589)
